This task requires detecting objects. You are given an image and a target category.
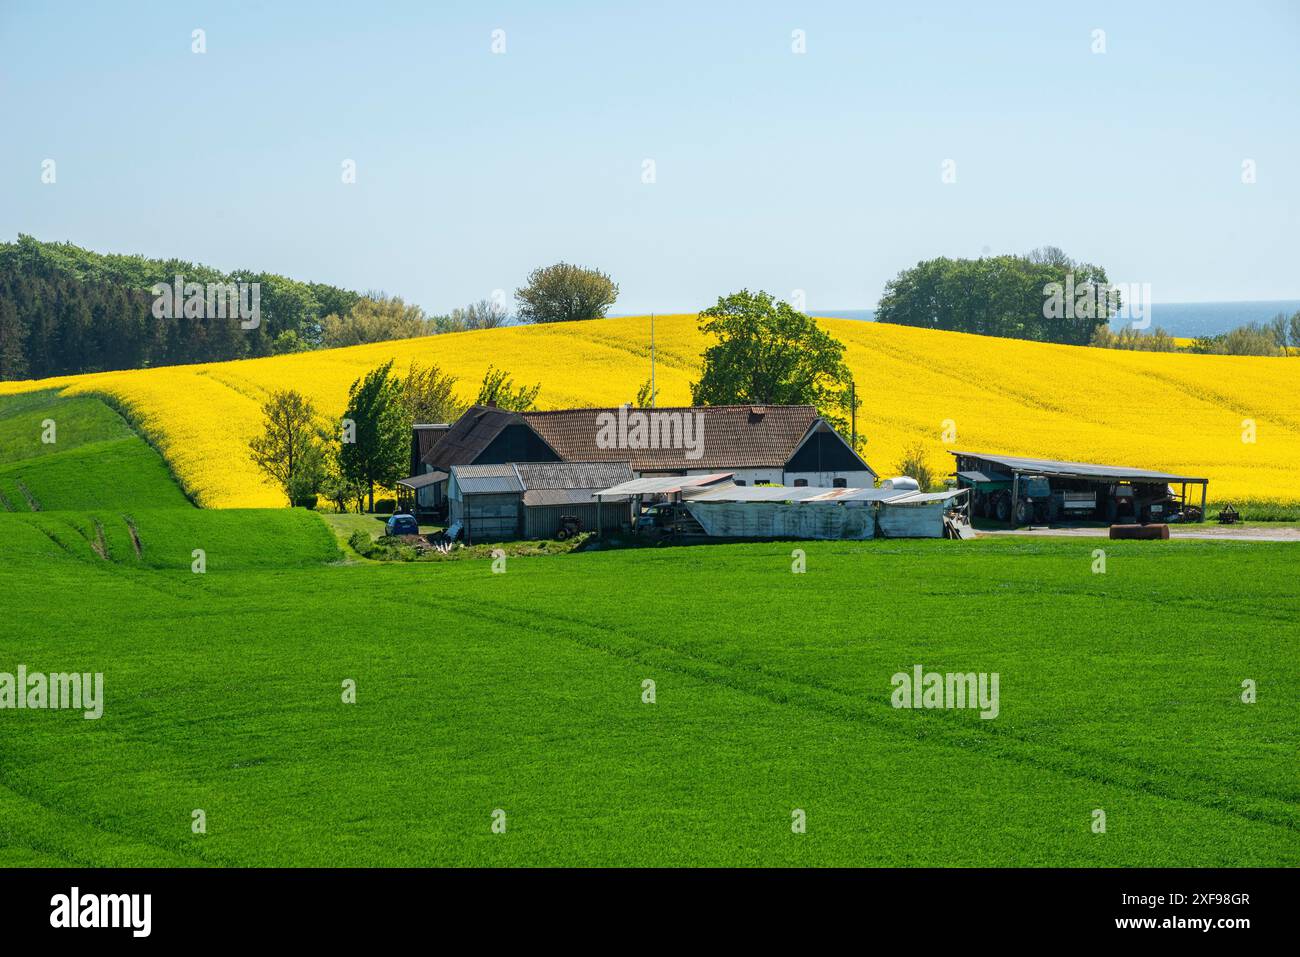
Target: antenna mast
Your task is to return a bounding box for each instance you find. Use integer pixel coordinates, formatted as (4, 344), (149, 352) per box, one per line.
(650, 313), (656, 408)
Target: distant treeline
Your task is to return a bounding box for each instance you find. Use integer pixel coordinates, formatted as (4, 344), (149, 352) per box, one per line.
(0, 235), (362, 379)
(1092, 312), (1300, 356)
(0, 238), (614, 381)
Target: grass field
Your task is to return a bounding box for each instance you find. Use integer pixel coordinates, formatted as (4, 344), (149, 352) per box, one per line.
(2, 315), (1297, 507)
(2, 512), (1297, 865)
(1, 392), (1296, 868)
(0, 391), (190, 513)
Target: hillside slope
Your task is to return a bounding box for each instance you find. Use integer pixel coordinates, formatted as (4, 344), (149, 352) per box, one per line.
(2, 315), (1296, 506)
(0, 391), (191, 511)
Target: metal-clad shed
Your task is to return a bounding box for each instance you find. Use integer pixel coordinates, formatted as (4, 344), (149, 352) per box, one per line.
(449, 462), (634, 542)
(877, 489), (967, 538)
(447, 464), (524, 542)
(515, 461), (633, 539)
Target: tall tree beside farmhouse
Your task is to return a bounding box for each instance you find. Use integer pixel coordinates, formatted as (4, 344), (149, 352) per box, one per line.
(402, 361), (465, 424)
(690, 290), (856, 433)
(475, 364), (541, 411)
(339, 361), (409, 512)
(248, 390), (326, 506)
(514, 262), (618, 324)
(875, 249), (1114, 345)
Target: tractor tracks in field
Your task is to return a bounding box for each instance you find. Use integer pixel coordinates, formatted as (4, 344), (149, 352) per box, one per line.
(0, 770), (214, 868)
(445, 592), (1300, 837)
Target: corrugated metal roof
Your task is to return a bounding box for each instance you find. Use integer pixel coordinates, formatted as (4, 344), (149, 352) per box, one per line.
(513, 461), (634, 490)
(950, 451), (1206, 483)
(887, 489), (968, 504)
(683, 484), (968, 505)
(396, 470), (448, 489)
(450, 463), (524, 494)
(834, 487), (913, 502)
(594, 472), (735, 497)
(685, 485), (850, 503)
(523, 488), (603, 507)
(955, 469), (997, 484)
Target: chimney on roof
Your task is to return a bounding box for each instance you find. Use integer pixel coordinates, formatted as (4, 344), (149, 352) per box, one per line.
(485, 399), (497, 408)
(749, 405), (767, 420)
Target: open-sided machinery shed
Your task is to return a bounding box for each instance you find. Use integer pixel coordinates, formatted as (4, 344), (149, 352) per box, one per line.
(950, 451), (1208, 526)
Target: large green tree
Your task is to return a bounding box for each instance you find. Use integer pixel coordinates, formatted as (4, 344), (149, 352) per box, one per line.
(514, 262), (618, 324)
(690, 290), (856, 433)
(248, 390), (325, 506)
(875, 249), (1114, 345)
(339, 361), (409, 511)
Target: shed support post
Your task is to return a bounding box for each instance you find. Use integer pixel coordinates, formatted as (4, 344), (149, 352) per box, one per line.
(1200, 482), (1207, 523)
(1010, 473), (1020, 527)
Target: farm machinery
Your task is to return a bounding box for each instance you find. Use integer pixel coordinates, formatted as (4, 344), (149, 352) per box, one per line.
(968, 475), (1190, 527)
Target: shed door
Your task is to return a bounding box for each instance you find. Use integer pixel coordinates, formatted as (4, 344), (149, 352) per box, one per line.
(467, 493), (521, 540)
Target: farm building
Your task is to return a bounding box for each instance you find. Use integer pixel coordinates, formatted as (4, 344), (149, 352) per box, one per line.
(950, 451), (1208, 525)
(395, 469), (447, 517)
(394, 424), (451, 518)
(447, 461), (634, 543)
(521, 404), (875, 487)
(593, 476), (970, 540)
(402, 403), (877, 514)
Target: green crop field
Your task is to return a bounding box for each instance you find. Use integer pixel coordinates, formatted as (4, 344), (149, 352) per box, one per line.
(0, 393), (1297, 867)
(0, 391), (190, 513)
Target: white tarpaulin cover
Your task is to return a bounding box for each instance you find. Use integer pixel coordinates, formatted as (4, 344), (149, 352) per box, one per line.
(684, 501), (877, 540)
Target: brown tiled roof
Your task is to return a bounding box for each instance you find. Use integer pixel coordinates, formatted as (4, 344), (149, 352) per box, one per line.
(521, 405), (824, 470)
(423, 406), (554, 469)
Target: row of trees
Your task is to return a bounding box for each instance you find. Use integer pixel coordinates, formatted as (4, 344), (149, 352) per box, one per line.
(0, 236), (621, 379)
(249, 362), (541, 511)
(1188, 312), (1300, 356)
(1089, 311), (1300, 356)
(0, 235), (361, 378)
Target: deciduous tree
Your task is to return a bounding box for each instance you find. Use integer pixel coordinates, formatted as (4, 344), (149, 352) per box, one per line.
(690, 290), (856, 433)
(339, 361), (409, 511)
(514, 262), (618, 324)
(248, 390), (325, 506)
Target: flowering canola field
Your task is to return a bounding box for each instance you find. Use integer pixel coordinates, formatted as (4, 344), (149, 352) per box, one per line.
(2, 315), (1296, 507)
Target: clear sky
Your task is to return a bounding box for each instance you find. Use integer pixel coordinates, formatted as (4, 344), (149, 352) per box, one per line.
(2, 0), (1297, 314)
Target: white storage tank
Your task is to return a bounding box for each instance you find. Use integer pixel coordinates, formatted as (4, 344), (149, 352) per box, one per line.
(881, 476), (920, 492)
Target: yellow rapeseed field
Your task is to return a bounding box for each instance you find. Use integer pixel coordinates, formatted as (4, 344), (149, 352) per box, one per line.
(2, 315), (1296, 506)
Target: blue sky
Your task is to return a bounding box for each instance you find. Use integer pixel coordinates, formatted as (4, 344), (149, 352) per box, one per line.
(2, 0), (1297, 313)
